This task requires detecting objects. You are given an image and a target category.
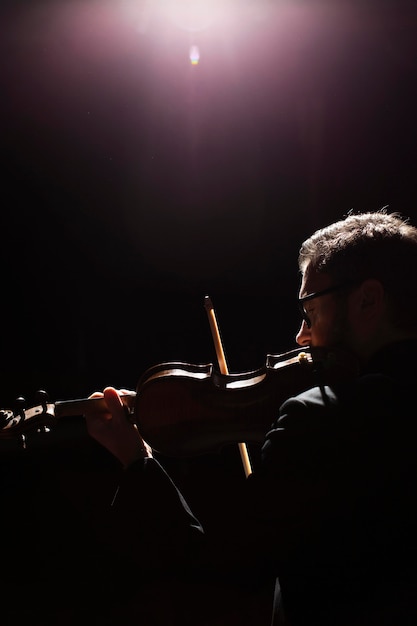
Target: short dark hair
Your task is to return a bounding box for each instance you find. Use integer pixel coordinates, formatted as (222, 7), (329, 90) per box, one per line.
(298, 209), (417, 331)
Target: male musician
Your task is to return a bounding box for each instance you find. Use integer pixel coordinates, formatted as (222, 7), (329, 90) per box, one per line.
(84, 209), (417, 625)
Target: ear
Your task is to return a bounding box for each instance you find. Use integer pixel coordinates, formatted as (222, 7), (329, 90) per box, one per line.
(356, 279), (385, 321)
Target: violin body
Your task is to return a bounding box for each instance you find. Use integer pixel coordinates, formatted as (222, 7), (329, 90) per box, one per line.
(134, 346), (356, 456)
(133, 350), (308, 456)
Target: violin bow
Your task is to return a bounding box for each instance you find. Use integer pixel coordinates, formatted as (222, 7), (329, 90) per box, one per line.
(204, 296), (253, 478)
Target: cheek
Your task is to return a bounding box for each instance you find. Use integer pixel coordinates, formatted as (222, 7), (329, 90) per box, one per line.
(310, 320), (335, 346)
(310, 307), (347, 347)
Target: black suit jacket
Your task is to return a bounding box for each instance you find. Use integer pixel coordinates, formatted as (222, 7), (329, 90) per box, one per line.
(85, 339), (417, 625)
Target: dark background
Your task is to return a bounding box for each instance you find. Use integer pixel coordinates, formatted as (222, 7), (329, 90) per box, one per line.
(2, 0), (416, 410)
(0, 1), (416, 620)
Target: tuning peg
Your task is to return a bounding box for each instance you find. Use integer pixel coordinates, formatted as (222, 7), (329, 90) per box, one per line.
(0, 409), (13, 427)
(14, 396), (26, 419)
(35, 390), (50, 412)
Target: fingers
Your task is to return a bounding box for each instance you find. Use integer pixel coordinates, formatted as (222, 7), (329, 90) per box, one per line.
(85, 386), (151, 466)
(88, 391), (105, 399)
(88, 387), (134, 410)
(85, 388), (127, 426)
(103, 387), (125, 418)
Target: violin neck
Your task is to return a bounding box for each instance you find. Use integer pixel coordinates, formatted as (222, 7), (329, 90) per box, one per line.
(55, 393), (136, 418)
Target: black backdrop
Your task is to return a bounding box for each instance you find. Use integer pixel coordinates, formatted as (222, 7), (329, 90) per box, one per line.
(1, 2), (417, 618)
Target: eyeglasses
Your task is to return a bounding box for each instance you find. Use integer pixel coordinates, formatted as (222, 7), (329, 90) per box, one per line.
(298, 283), (351, 328)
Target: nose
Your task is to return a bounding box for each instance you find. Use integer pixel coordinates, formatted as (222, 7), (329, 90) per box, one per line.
(296, 320), (311, 347)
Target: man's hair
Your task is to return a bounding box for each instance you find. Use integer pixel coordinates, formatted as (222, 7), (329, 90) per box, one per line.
(298, 209), (417, 330)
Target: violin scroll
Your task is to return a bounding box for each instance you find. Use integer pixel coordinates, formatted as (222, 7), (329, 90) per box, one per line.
(0, 391), (136, 441)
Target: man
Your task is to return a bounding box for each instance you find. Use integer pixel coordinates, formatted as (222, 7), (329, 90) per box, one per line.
(84, 210), (417, 625)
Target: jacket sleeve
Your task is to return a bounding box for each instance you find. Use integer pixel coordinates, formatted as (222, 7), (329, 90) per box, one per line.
(95, 455), (204, 578)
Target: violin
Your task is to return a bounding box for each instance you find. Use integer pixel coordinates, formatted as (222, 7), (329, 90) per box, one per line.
(0, 345), (356, 457)
(0, 296), (359, 464)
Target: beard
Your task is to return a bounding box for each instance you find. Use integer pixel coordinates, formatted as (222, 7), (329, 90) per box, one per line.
(328, 300), (353, 350)
(319, 301), (362, 376)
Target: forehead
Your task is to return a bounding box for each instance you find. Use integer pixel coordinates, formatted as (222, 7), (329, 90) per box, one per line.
(299, 265), (334, 297)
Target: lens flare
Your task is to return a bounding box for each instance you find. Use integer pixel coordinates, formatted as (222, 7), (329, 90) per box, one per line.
(189, 44), (200, 65)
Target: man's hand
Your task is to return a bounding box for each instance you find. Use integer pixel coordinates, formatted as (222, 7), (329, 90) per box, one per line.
(84, 386), (152, 467)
